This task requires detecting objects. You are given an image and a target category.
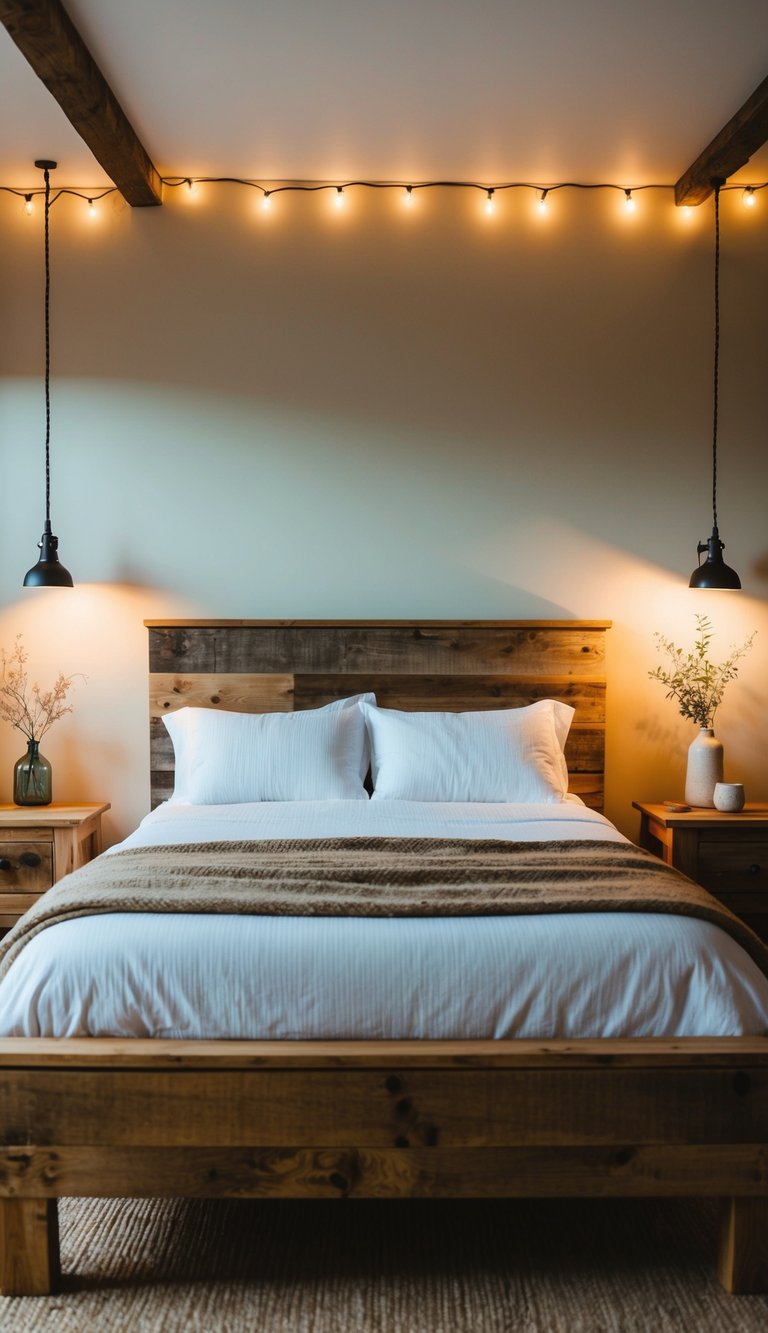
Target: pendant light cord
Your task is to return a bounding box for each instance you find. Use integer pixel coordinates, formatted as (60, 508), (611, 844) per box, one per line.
(711, 180), (721, 534)
(43, 165), (52, 527)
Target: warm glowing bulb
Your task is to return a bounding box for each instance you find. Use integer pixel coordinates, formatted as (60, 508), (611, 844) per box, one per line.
(485, 189), (495, 216)
(23, 194), (33, 216)
(335, 186), (345, 209)
(403, 185), (414, 207)
(87, 198), (97, 218)
(261, 191), (272, 210)
(623, 189), (636, 213)
(743, 187), (757, 208)
(186, 178), (197, 196)
(537, 190), (549, 215)
(681, 205), (694, 220)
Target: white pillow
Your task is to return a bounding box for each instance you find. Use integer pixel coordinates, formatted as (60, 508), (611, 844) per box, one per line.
(360, 699), (574, 803)
(163, 694), (375, 804)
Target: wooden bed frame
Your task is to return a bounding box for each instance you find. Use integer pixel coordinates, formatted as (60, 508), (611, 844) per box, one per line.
(1, 620), (766, 1297)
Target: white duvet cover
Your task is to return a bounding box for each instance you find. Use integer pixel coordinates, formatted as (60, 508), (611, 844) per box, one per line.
(1, 799), (767, 1040)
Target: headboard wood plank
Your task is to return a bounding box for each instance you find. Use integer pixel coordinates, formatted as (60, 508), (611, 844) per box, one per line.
(292, 674), (605, 717)
(150, 674), (295, 717)
(147, 621), (610, 811)
(148, 624), (607, 677)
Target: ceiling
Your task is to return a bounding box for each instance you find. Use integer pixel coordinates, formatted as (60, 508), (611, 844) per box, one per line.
(1, 0), (768, 190)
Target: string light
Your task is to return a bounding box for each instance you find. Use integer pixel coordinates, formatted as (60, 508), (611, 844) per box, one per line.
(87, 198), (97, 218)
(5, 176), (767, 223)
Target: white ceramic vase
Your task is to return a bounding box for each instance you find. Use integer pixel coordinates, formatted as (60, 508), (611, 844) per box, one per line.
(684, 727), (724, 808)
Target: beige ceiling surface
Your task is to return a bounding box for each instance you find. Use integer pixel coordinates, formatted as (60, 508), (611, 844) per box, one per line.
(1, 0), (767, 189)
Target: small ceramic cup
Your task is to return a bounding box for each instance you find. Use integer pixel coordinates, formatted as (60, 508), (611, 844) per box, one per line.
(713, 782), (745, 813)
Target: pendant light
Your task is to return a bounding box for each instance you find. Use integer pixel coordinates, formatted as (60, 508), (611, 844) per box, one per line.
(689, 179), (740, 590)
(23, 160), (73, 588)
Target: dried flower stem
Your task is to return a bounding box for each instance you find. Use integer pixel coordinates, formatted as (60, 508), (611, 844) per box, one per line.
(0, 636), (80, 743)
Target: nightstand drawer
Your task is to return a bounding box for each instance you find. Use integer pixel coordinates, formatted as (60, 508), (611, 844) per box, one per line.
(698, 839), (768, 895)
(0, 840), (53, 891)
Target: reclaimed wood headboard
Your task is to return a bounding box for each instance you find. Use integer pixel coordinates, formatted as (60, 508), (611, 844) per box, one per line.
(146, 620), (610, 810)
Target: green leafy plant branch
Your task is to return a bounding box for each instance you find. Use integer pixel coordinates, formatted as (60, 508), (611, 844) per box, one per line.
(649, 614), (755, 730)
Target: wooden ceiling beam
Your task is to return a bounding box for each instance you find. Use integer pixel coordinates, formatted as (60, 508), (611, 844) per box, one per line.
(0, 0), (162, 206)
(675, 73), (768, 205)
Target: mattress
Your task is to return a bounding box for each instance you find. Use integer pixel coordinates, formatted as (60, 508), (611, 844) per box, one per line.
(1, 799), (767, 1040)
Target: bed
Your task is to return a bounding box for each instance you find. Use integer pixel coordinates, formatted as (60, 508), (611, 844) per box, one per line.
(0, 619), (766, 1297)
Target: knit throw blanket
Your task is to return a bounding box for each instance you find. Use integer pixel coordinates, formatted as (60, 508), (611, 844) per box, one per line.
(2, 837), (768, 982)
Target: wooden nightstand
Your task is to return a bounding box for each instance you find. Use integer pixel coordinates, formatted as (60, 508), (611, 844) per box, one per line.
(633, 801), (768, 942)
(0, 803), (110, 929)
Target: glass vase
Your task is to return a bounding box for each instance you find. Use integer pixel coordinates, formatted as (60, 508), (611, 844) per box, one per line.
(13, 740), (52, 806)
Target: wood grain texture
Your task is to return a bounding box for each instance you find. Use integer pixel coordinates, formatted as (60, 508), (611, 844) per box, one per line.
(0, 1197), (59, 1296)
(149, 674), (295, 717)
(675, 74), (768, 206)
(718, 1197), (768, 1293)
(2, 1036), (767, 1069)
(144, 620), (614, 629)
(2, 1067), (765, 1148)
(0, 0), (162, 206)
(147, 623), (607, 676)
(292, 673), (605, 715)
(2, 1145), (767, 1202)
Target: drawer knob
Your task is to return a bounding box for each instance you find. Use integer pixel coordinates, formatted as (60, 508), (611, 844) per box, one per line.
(18, 852), (42, 868)
(0, 858), (10, 872)
(748, 863), (761, 876)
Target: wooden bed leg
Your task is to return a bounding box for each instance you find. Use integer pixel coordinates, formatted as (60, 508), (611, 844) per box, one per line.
(717, 1198), (768, 1294)
(0, 1198), (60, 1296)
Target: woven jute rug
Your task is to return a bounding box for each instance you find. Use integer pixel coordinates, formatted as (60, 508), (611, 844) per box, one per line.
(1, 1196), (767, 1332)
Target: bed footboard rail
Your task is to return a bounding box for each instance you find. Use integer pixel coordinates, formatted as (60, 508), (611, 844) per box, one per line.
(1, 1037), (767, 1295)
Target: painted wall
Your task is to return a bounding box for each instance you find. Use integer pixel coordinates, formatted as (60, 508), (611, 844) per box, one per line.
(1, 183), (766, 845)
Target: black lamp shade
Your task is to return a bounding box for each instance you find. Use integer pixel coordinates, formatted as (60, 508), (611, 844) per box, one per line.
(689, 528), (741, 590)
(23, 523), (73, 588)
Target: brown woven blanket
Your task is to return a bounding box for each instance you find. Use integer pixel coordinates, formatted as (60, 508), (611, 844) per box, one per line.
(2, 837), (768, 982)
